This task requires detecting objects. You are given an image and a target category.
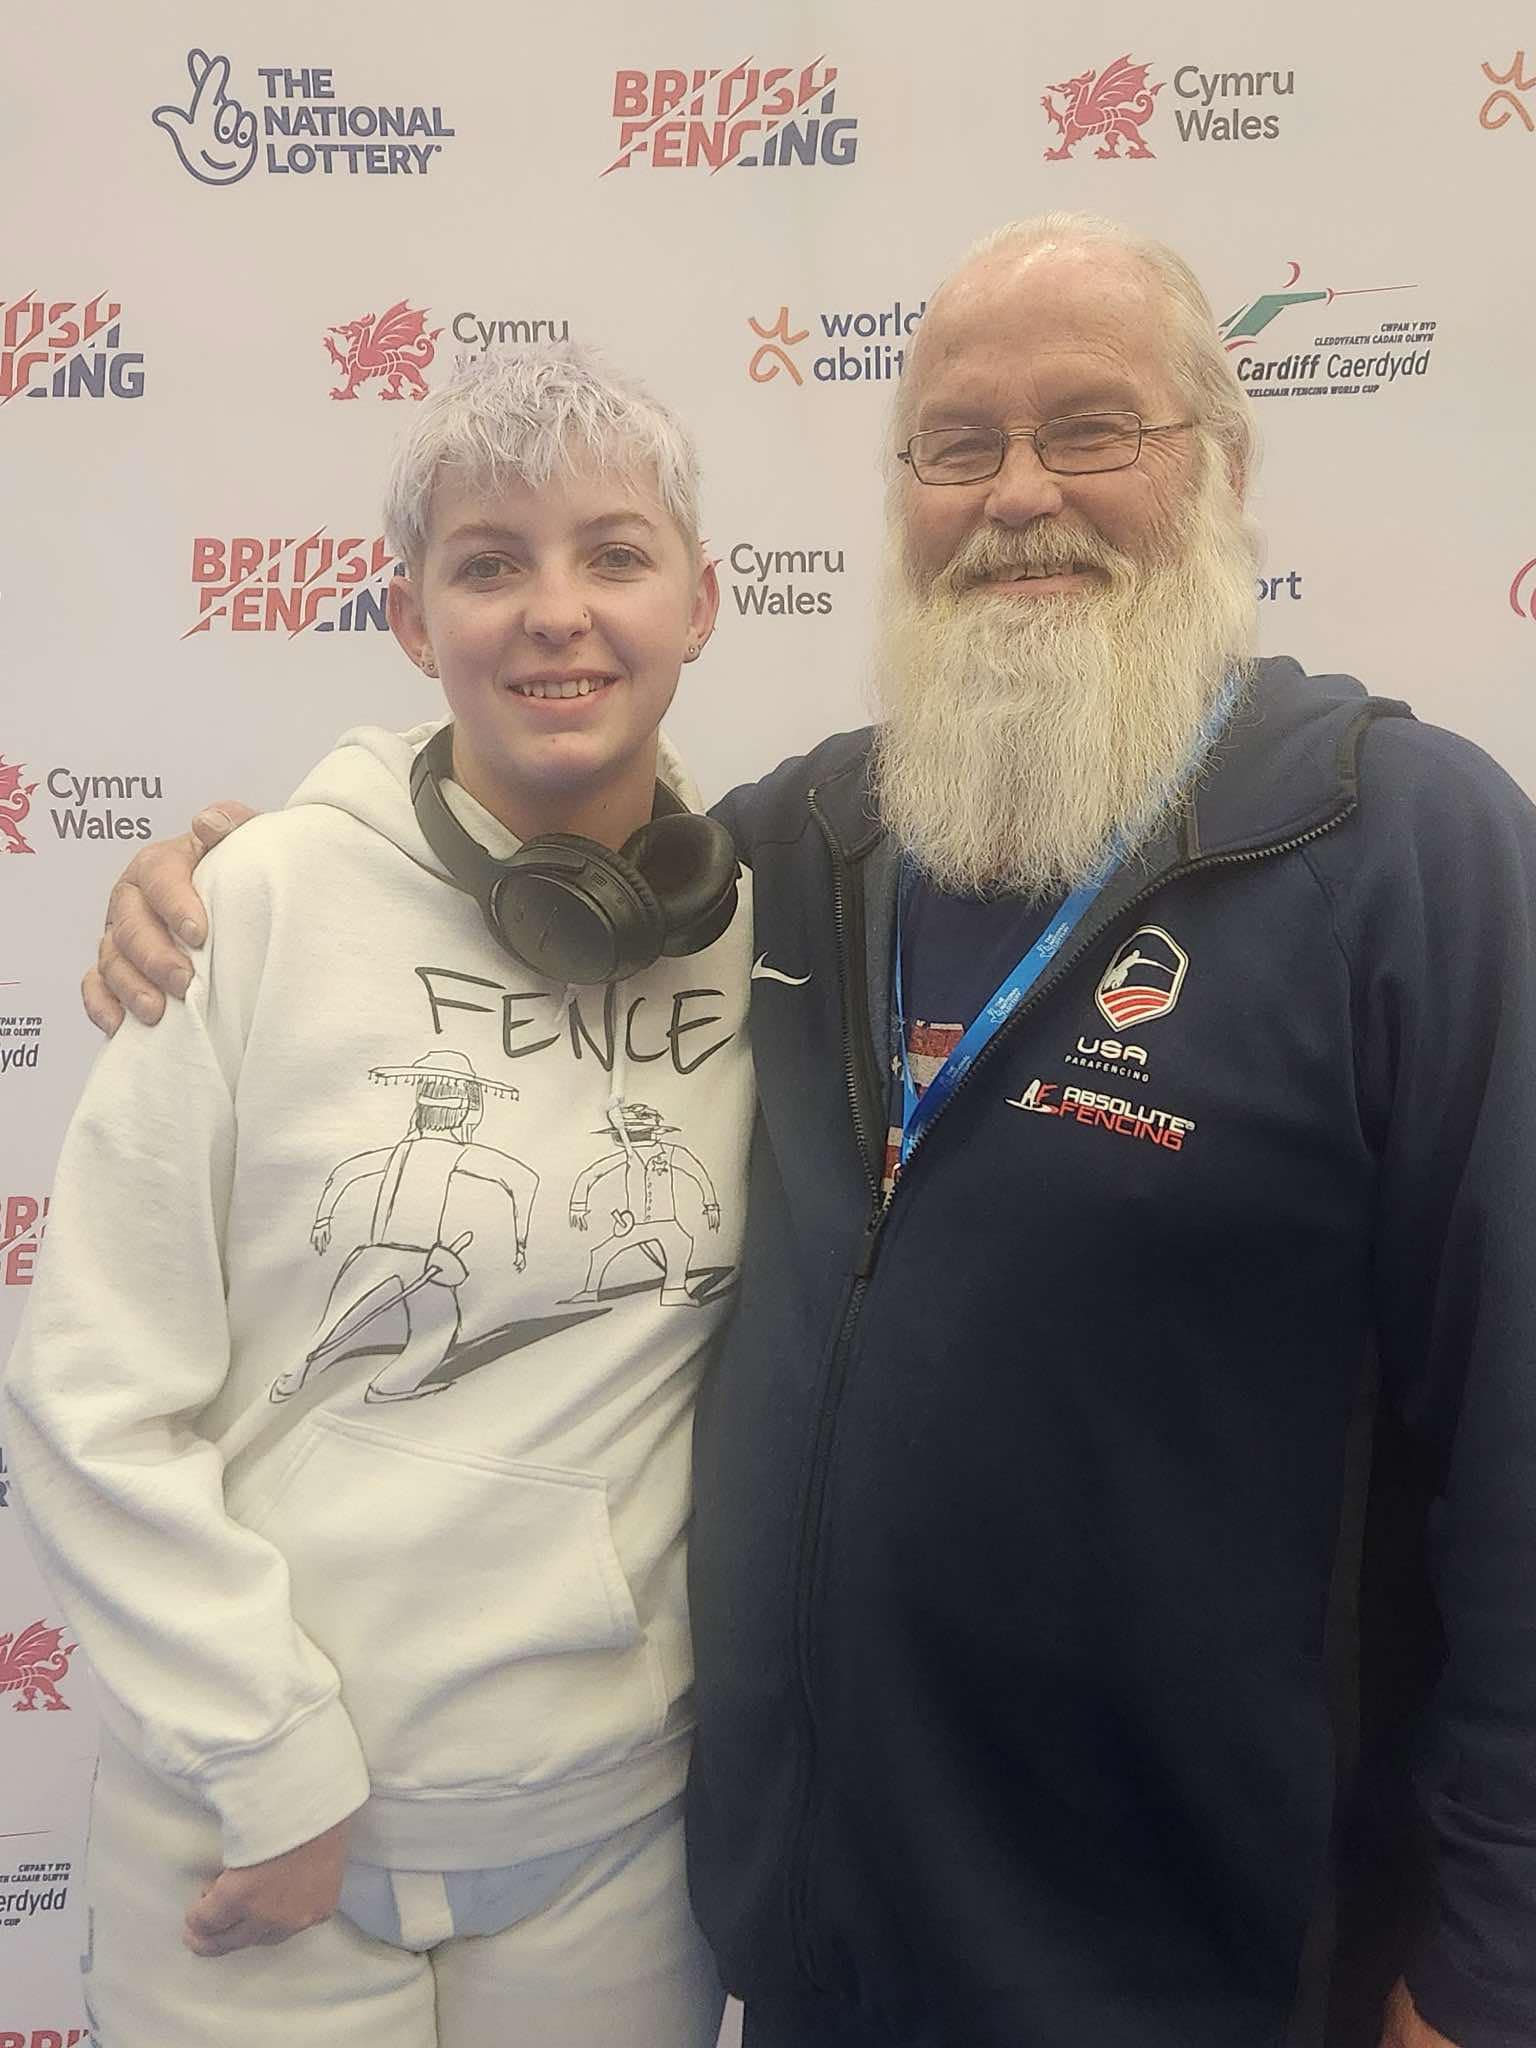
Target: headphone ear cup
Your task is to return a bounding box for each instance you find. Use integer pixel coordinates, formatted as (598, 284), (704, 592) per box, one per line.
(493, 836), (666, 983)
(623, 814), (740, 958)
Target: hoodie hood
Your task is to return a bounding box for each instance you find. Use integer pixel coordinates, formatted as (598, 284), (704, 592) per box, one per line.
(285, 718), (707, 872)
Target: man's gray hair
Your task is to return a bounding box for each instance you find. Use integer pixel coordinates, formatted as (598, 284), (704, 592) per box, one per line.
(383, 343), (703, 568)
(896, 212), (1258, 491)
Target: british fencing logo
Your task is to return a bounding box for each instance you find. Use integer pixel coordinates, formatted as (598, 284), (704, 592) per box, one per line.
(1095, 926), (1188, 1030)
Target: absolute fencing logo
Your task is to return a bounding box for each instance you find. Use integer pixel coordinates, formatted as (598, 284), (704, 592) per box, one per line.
(747, 297), (925, 386)
(726, 541), (846, 618)
(1222, 263), (1436, 399)
(1042, 52), (1296, 158)
(152, 50), (456, 186)
(0, 297), (143, 405)
(326, 303), (440, 400)
(185, 533), (399, 637)
(1510, 558), (1536, 619)
(605, 62), (857, 173)
(1480, 51), (1534, 130)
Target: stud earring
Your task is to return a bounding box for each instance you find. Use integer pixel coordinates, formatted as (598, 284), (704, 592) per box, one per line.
(421, 656), (438, 677)
(684, 641), (700, 662)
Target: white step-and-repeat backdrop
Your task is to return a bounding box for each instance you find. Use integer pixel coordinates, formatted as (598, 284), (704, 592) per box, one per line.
(3, 1), (1533, 2035)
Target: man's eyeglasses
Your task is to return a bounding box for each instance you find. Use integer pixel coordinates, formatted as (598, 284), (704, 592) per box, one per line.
(898, 411), (1197, 485)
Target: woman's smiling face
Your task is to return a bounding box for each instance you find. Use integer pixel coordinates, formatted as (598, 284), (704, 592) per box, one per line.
(389, 457), (717, 844)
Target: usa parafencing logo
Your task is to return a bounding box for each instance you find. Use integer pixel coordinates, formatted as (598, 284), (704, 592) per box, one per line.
(605, 62), (856, 173)
(1096, 927), (1188, 1030)
(152, 50), (456, 186)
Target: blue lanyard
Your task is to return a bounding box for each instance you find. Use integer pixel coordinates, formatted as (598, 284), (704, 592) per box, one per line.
(893, 867), (1110, 1168)
(889, 668), (1245, 1171)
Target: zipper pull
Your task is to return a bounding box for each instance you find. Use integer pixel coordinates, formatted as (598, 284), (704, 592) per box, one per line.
(853, 1206), (887, 1280)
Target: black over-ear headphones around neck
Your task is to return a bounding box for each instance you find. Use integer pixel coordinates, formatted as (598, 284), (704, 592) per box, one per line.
(409, 723), (740, 984)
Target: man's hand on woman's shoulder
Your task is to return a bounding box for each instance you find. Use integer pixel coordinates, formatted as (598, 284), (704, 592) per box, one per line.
(82, 803), (260, 1034)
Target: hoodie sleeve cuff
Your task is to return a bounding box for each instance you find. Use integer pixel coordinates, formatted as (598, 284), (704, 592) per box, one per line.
(1407, 1957), (1536, 2048)
(197, 1696), (371, 1868)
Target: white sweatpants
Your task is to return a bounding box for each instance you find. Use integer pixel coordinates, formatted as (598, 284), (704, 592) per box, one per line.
(82, 1733), (724, 2048)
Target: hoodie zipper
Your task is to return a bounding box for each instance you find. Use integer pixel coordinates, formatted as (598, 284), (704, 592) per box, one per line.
(784, 800), (1356, 1986)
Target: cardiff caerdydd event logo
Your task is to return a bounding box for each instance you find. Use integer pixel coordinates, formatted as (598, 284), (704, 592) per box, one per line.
(604, 61), (856, 172)
(152, 49), (456, 186)
(1221, 262), (1436, 399)
(0, 296), (144, 405)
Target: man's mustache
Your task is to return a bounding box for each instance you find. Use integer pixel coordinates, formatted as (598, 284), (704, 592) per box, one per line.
(930, 522), (1134, 599)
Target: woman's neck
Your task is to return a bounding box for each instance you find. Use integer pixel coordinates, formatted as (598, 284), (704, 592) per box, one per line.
(450, 736), (661, 851)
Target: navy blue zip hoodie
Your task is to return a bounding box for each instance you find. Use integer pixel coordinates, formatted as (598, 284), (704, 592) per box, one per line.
(689, 659), (1536, 2048)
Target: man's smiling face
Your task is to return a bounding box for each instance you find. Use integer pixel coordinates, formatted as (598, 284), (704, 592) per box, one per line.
(898, 242), (1202, 599)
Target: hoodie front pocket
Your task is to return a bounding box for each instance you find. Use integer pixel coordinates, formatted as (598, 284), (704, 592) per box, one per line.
(259, 1409), (667, 1792)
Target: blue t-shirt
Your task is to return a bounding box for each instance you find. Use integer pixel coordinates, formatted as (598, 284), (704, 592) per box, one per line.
(883, 874), (1056, 1191)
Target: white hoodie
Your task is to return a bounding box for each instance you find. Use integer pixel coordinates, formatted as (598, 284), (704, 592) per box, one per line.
(3, 724), (754, 1872)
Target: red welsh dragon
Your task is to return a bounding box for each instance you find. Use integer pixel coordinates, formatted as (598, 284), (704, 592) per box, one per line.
(1042, 55), (1163, 160)
(324, 301), (442, 400)
(0, 1621), (76, 1710)
(0, 756), (36, 854)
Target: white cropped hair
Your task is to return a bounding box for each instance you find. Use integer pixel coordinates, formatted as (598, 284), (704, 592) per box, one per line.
(383, 343), (703, 566)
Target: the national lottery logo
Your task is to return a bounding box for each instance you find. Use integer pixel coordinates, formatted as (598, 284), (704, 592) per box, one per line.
(152, 49), (456, 186)
(325, 302), (441, 400)
(1042, 53), (1297, 158)
(1221, 262), (1436, 399)
(604, 62), (857, 173)
(184, 532), (399, 637)
(747, 297), (925, 387)
(0, 758), (36, 854)
(0, 296), (144, 405)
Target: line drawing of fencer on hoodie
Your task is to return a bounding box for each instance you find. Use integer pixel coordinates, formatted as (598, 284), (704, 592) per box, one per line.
(566, 1100), (722, 1310)
(272, 1048), (539, 1408)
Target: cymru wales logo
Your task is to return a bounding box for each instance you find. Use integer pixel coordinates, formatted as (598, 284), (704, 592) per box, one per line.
(0, 757), (36, 854)
(0, 1621), (77, 1712)
(1042, 54), (1162, 160)
(325, 302), (441, 400)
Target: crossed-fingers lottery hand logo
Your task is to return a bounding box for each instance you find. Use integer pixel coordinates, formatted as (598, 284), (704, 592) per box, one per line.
(153, 49), (258, 185)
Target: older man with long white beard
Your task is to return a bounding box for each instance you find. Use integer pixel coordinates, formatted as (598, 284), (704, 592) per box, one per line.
(84, 215), (1536, 2048)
